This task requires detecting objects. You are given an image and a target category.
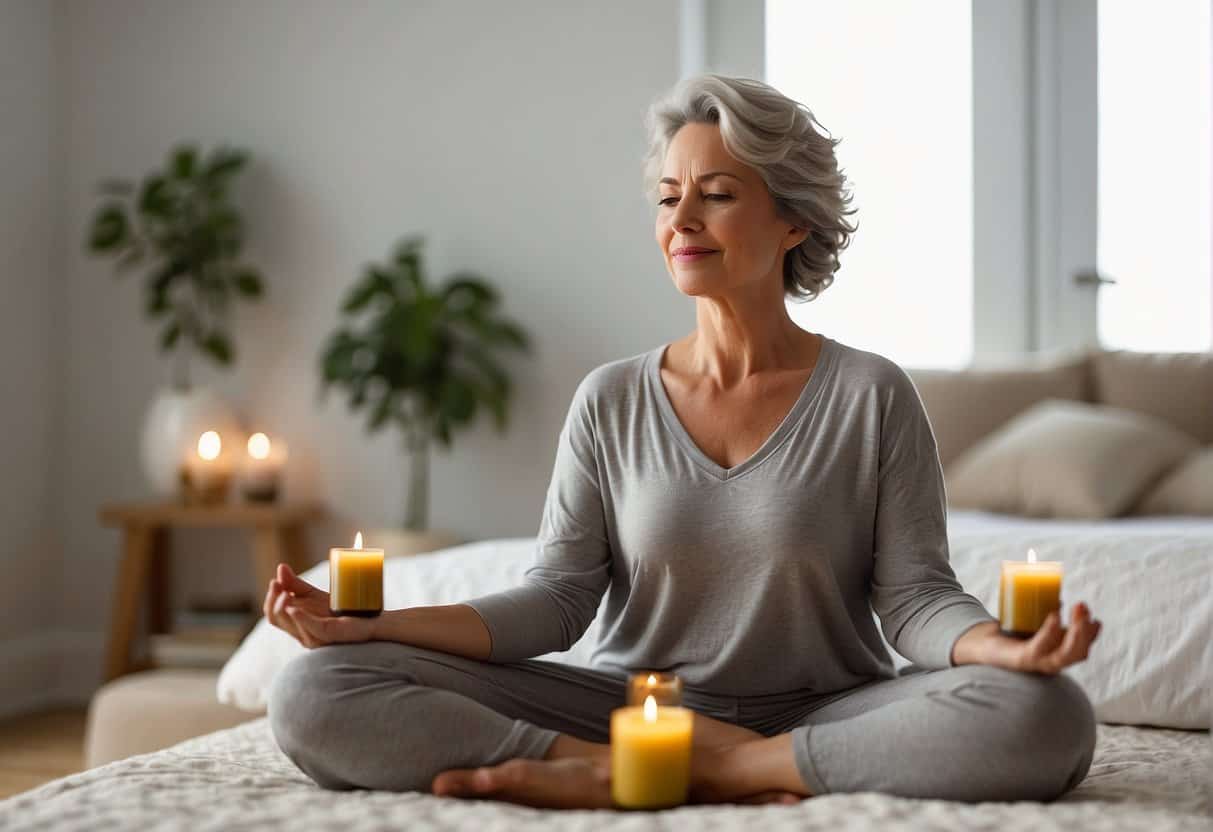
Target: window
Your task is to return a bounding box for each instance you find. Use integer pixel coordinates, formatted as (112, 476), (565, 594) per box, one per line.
(1096, 0), (1213, 351)
(766, 0), (974, 369)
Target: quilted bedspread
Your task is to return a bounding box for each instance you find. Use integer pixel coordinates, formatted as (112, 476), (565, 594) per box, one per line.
(2, 718), (1209, 831)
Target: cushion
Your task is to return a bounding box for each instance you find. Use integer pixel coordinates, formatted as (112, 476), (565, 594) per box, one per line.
(1091, 349), (1213, 443)
(946, 399), (1199, 519)
(906, 352), (1092, 470)
(1131, 446), (1213, 516)
(85, 668), (256, 767)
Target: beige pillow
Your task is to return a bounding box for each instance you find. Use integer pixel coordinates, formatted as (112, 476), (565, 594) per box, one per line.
(908, 352), (1091, 470)
(1132, 447), (1213, 515)
(1091, 349), (1213, 443)
(947, 399), (1199, 519)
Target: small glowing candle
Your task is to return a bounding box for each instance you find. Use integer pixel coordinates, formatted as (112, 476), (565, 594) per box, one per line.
(999, 548), (1063, 637)
(239, 431), (288, 502)
(329, 532), (384, 617)
(627, 672), (683, 706)
(610, 693), (694, 810)
(180, 429), (233, 503)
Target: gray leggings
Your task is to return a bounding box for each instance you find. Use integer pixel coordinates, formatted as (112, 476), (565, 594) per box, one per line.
(268, 641), (1096, 802)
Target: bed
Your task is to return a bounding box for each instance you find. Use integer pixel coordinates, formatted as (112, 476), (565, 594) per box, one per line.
(0, 717), (1209, 831)
(3, 510), (1211, 830)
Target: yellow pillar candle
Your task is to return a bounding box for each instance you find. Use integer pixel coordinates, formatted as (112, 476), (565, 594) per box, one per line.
(610, 695), (694, 810)
(329, 532), (384, 617)
(999, 548), (1063, 637)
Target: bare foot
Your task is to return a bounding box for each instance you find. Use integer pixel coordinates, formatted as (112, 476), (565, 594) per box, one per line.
(431, 756), (612, 809)
(690, 741), (809, 805)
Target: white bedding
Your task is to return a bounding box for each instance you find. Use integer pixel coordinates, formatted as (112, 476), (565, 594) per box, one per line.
(942, 510), (1213, 728)
(220, 510), (1213, 728)
(1, 718), (1209, 831)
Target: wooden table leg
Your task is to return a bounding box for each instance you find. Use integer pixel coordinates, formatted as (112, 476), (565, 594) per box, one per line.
(146, 527), (171, 634)
(252, 526), (285, 599)
(105, 524), (154, 681)
(280, 523), (313, 575)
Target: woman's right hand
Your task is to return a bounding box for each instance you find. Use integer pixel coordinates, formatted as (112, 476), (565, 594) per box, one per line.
(263, 563), (377, 648)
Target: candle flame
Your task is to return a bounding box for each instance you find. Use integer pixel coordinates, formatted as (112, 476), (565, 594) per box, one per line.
(643, 694), (657, 722)
(247, 432), (271, 460)
(647, 674), (657, 686)
(354, 531), (363, 550)
(197, 431), (221, 461)
(1027, 547), (1037, 564)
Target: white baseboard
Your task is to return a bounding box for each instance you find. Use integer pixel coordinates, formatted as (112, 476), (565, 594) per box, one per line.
(0, 631), (106, 719)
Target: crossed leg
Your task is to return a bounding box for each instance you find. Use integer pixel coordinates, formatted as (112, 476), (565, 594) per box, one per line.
(711, 663), (1097, 803)
(268, 641), (780, 807)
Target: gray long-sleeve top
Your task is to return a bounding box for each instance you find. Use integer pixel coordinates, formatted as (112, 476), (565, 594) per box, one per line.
(464, 335), (997, 697)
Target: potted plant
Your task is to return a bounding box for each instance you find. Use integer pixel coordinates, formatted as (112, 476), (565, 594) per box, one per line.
(320, 236), (530, 538)
(86, 143), (265, 496)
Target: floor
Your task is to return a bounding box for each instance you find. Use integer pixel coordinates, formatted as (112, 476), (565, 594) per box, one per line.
(0, 709), (87, 799)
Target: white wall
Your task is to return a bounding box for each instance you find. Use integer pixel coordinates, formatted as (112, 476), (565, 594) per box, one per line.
(0, 0), (64, 715)
(48, 0), (683, 701)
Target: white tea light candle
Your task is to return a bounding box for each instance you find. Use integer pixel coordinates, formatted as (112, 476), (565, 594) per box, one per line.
(180, 429), (233, 504)
(240, 431), (287, 502)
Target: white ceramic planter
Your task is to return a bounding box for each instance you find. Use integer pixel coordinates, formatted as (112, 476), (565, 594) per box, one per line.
(140, 386), (243, 497)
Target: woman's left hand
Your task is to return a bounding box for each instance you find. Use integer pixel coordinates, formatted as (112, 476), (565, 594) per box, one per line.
(980, 602), (1102, 675)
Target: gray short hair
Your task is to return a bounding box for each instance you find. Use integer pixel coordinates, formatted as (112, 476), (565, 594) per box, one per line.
(643, 74), (858, 302)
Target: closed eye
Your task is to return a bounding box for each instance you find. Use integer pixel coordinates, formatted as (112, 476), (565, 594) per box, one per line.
(657, 194), (732, 206)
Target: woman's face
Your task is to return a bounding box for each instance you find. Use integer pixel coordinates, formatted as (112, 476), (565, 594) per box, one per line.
(655, 122), (805, 298)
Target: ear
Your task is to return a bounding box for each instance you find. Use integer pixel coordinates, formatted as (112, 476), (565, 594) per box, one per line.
(785, 225), (810, 251)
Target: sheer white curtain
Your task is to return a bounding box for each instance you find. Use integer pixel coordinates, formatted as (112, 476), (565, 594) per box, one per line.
(766, 0), (974, 369)
(1096, 0), (1213, 352)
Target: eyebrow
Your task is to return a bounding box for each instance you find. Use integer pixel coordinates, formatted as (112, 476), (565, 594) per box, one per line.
(658, 171), (743, 187)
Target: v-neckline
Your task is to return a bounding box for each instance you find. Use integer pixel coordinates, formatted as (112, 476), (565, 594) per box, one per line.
(647, 335), (835, 481)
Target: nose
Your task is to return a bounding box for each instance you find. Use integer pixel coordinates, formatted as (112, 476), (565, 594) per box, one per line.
(668, 194), (703, 235)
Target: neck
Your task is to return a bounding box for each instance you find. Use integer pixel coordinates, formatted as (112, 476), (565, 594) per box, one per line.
(686, 286), (815, 389)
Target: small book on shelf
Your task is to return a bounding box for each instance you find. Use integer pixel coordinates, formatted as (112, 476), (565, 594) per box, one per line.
(148, 594), (257, 669)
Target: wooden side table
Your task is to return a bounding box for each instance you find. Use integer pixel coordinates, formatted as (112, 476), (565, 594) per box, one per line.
(98, 502), (326, 681)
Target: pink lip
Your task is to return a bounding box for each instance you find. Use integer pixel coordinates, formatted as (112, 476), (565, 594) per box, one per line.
(672, 249), (718, 262)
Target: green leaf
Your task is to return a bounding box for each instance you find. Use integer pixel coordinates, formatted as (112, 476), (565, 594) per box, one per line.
(88, 204), (129, 251)
(341, 276), (374, 314)
(138, 176), (172, 219)
(434, 418), (452, 447)
(440, 379), (477, 423)
(441, 276), (498, 310)
(202, 147), (248, 181)
(367, 392), (395, 432)
(171, 145), (197, 179)
(145, 287), (171, 317)
(320, 331), (360, 382)
(233, 269), (264, 297)
(461, 343), (509, 392)
(201, 331), (234, 365)
(150, 259), (187, 292)
(160, 322), (181, 349)
(495, 320), (530, 350)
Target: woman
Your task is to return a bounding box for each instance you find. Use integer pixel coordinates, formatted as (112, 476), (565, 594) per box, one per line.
(265, 74), (1102, 808)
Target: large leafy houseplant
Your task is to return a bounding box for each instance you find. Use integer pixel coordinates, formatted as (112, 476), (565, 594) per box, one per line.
(84, 143), (265, 497)
(320, 236), (531, 531)
(86, 143), (265, 390)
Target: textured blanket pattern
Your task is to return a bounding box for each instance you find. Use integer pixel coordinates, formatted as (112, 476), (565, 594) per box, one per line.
(2, 719), (1209, 830)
